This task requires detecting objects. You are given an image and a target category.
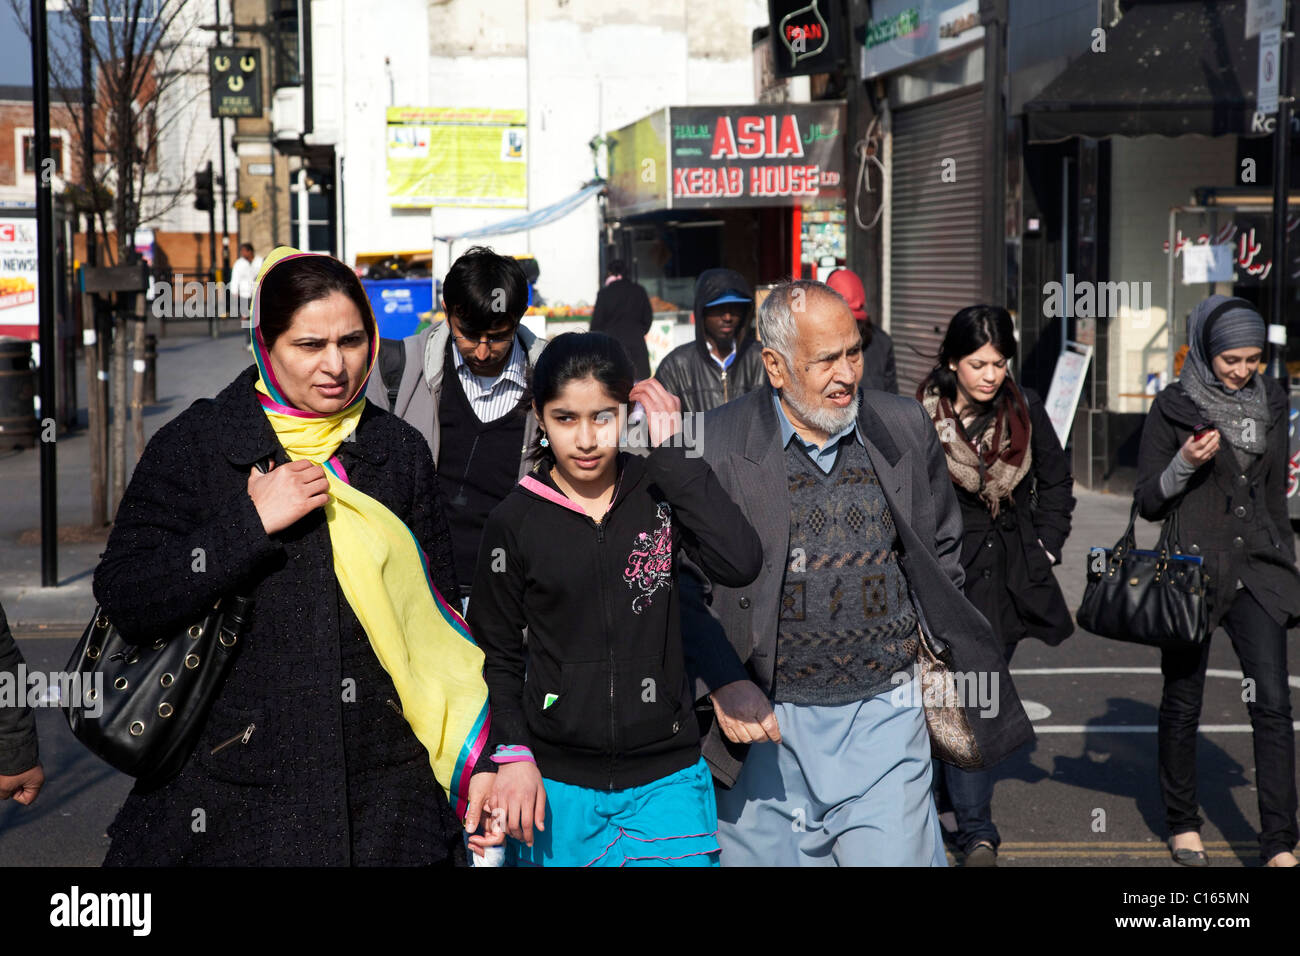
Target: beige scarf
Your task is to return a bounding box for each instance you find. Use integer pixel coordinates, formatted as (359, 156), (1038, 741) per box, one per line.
(919, 382), (1033, 518)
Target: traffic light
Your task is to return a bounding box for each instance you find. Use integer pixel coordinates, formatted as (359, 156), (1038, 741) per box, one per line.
(194, 167), (214, 211)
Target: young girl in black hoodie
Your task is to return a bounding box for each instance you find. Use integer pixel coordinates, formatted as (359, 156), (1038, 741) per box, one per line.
(467, 332), (762, 866)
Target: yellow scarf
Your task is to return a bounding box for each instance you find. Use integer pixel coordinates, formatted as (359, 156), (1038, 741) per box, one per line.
(251, 248), (489, 814)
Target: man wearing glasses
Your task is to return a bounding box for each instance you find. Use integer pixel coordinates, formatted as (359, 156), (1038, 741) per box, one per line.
(367, 246), (545, 610)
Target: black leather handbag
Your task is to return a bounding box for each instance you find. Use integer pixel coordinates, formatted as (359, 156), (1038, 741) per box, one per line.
(62, 594), (255, 784)
(1076, 502), (1210, 648)
(62, 459), (269, 784)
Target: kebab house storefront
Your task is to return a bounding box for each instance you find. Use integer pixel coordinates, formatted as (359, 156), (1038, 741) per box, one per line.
(602, 102), (848, 365)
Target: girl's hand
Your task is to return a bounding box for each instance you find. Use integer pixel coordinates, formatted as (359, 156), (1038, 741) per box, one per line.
(631, 378), (682, 447)
(247, 459), (330, 534)
(490, 761), (547, 847)
(1179, 429), (1220, 467)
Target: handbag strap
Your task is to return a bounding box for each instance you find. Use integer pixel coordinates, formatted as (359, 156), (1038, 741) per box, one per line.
(1155, 503), (1183, 557)
(1114, 501), (1141, 555)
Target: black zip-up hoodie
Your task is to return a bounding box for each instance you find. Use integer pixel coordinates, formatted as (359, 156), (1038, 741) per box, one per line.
(654, 268), (768, 413)
(468, 443), (762, 790)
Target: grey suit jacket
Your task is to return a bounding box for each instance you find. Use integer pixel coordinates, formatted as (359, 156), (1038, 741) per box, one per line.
(680, 386), (1034, 787)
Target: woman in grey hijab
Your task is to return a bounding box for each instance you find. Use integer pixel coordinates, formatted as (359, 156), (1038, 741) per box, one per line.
(1134, 294), (1300, 868)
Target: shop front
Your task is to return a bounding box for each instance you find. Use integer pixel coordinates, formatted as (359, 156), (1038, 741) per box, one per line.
(861, 0), (989, 395)
(603, 100), (848, 364)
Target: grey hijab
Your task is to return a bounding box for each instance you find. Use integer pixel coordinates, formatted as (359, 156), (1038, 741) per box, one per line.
(1179, 295), (1270, 457)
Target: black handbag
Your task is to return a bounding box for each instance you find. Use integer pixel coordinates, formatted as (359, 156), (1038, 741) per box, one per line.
(63, 595), (255, 784)
(1076, 502), (1210, 648)
(62, 459), (269, 783)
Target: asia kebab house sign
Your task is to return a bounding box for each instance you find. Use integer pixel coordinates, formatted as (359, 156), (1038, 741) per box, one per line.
(670, 104), (846, 207)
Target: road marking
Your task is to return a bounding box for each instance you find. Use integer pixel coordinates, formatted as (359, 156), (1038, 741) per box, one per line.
(1021, 699), (1052, 720)
(1035, 722), (1300, 733)
(1012, 666), (1300, 689)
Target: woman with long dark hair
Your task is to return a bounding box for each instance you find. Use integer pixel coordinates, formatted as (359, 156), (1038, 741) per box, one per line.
(1134, 294), (1300, 868)
(93, 248), (494, 865)
(916, 305), (1075, 866)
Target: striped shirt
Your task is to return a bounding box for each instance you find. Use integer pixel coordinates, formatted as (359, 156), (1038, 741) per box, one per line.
(451, 335), (528, 423)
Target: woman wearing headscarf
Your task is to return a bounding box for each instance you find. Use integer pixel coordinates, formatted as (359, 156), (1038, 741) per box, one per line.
(93, 248), (494, 866)
(1135, 294), (1300, 868)
(917, 304), (1076, 867)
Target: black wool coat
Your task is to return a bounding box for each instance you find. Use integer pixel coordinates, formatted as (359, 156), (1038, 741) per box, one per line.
(92, 365), (466, 866)
(1134, 375), (1300, 632)
(952, 385), (1076, 648)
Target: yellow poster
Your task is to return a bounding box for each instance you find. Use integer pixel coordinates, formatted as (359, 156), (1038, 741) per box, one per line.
(386, 107), (527, 209)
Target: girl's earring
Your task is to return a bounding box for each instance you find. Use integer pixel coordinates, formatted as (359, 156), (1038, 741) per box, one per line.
(540, 435), (549, 448)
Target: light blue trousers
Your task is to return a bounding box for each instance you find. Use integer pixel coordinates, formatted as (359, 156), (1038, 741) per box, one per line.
(715, 677), (948, 866)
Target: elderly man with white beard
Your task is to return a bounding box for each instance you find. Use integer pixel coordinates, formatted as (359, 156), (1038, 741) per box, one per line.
(678, 279), (1033, 866)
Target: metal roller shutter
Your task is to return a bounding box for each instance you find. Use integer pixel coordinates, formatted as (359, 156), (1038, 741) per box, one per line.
(889, 88), (984, 397)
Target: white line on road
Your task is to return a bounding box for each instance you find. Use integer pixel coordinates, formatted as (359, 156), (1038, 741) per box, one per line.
(1034, 723), (1300, 733)
(1011, 666), (1300, 689)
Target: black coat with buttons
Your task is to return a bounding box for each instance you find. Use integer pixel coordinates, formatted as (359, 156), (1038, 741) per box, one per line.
(92, 365), (466, 866)
(953, 386), (1076, 648)
(1134, 376), (1300, 633)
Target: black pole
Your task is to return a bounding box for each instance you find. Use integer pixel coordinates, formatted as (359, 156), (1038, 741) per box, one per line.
(1270, 3), (1292, 389)
(32, 0), (58, 586)
(206, 159), (217, 337)
(216, 0), (231, 286)
(79, 2), (94, 268)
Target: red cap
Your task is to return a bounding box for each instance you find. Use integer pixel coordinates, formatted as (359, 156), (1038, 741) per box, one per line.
(826, 269), (867, 322)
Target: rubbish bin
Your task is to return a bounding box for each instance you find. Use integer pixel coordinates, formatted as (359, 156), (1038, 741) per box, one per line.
(361, 278), (436, 340)
(0, 338), (37, 448)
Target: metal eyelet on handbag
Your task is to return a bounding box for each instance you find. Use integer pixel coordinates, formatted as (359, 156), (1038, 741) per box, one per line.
(219, 631), (237, 648)
(152, 638), (166, 650)
(158, 702), (173, 718)
(129, 721), (144, 736)
(188, 625), (202, 640)
(184, 653), (200, 669)
(114, 677), (128, 690)
(96, 615), (109, 629)
(86, 645), (101, 660)
(160, 673), (174, 687)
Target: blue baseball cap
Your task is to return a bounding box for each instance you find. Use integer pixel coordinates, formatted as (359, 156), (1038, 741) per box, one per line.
(705, 291), (752, 307)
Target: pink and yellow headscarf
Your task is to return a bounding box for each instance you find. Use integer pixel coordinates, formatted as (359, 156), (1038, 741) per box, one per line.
(250, 247), (489, 815)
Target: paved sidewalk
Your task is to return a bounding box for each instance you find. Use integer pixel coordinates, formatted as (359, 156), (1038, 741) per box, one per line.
(0, 324), (255, 629)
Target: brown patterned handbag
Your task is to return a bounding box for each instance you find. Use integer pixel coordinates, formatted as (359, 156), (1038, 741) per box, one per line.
(915, 625), (983, 770)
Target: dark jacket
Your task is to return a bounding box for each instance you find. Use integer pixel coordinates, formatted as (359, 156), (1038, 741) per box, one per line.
(680, 386), (1035, 786)
(1134, 375), (1300, 632)
(654, 268), (767, 413)
(0, 602), (38, 777)
(862, 325), (899, 394)
(591, 277), (654, 380)
(949, 384), (1075, 647)
(469, 444), (762, 791)
(93, 365), (466, 866)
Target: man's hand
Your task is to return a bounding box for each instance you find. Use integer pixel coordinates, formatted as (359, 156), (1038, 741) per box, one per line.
(710, 680), (781, 745)
(490, 761), (547, 847)
(630, 378), (682, 447)
(0, 763), (44, 805)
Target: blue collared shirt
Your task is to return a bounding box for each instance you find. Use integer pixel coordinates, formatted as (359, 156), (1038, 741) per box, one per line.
(771, 388), (861, 474)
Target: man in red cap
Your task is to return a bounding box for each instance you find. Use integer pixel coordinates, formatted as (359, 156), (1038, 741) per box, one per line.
(826, 268), (897, 394)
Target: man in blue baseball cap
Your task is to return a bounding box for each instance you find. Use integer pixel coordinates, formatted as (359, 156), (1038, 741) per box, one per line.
(654, 268), (767, 413)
